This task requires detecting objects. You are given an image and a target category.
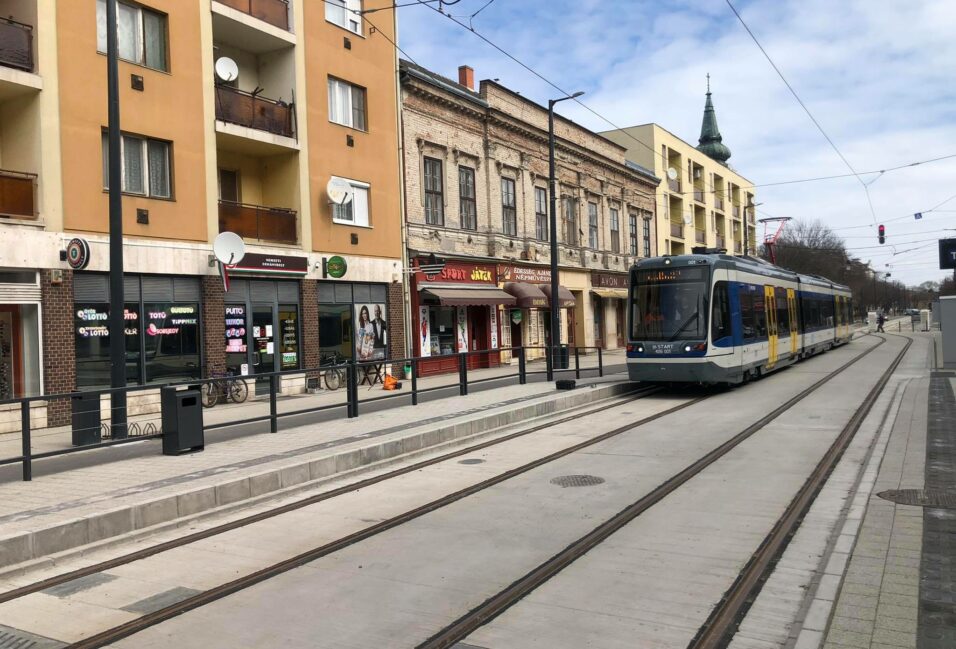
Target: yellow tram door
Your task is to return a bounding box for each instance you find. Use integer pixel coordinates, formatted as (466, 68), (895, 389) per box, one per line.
(765, 285), (778, 369)
(787, 288), (798, 355)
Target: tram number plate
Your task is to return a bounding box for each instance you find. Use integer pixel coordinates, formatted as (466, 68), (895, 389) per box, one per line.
(649, 342), (680, 354)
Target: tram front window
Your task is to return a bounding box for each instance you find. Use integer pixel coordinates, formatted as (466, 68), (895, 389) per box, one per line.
(630, 267), (709, 341)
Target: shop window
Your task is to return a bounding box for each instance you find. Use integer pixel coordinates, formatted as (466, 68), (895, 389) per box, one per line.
(279, 306), (299, 370)
(0, 304), (41, 399)
(428, 306), (458, 356)
(143, 303), (200, 383)
(75, 303), (141, 388)
(318, 282), (387, 362)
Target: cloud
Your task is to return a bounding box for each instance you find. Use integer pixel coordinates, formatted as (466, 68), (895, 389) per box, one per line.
(396, 0), (956, 285)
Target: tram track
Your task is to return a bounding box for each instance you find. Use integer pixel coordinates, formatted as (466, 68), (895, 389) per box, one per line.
(414, 334), (899, 649)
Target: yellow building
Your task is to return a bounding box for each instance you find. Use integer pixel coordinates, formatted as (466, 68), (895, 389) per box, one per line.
(0, 0), (404, 411)
(599, 83), (757, 257)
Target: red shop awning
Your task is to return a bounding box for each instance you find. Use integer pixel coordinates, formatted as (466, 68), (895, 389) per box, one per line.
(421, 286), (516, 306)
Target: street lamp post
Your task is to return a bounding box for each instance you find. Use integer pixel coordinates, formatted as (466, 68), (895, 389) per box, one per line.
(548, 91), (583, 381)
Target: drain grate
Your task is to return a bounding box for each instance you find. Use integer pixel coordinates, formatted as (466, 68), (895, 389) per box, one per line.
(878, 489), (956, 509)
(458, 459), (485, 465)
(550, 474), (605, 488)
(0, 624), (66, 648)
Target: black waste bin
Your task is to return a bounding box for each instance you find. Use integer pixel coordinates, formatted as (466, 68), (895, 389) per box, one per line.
(551, 345), (570, 370)
(71, 392), (102, 446)
(161, 386), (204, 455)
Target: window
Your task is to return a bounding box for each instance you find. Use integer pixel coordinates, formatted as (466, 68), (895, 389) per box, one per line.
(775, 287), (789, 338)
(102, 132), (171, 198)
(588, 202), (599, 249)
(218, 169), (240, 203)
(501, 177), (517, 236)
(563, 197), (578, 246)
(96, 0), (167, 72)
(711, 281), (731, 341)
(535, 187), (548, 241)
(331, 177), (370, 227)
(326, 0), (363, 34)
(740, 290), (755, 340)
(629, 213), (638, 255)
(328, 78), (367, 131)
(459, 166), (476, 230)
(643, 216), (651, 257)
(609, 206), (620, 253)
(753, 292), (767, 338)
(423, 157), (444, 226)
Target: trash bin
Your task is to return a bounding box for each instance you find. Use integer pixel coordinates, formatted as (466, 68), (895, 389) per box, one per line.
(71, 392), (102, 447)
(551, 345), (570, 370)
(161, 386), (204, 455)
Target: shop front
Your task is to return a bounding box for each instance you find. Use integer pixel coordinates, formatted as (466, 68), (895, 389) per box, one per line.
(317, 281), (390, 364)
(590, 271), (629, 349)
(411, 258), (512, 376)
(0, 269), (41, 399)
(498, 264), (577, 360)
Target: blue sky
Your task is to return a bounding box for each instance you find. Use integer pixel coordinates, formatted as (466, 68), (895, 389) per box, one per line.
(391, 0), (956, 285)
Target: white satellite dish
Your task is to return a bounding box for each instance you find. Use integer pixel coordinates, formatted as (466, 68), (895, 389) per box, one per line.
(214, 57), (239, 83)
(213, 231), (246, 266)
(666, 167), (678, 181)
(682, 212), (693, 225)
(327, 177), (353, 205)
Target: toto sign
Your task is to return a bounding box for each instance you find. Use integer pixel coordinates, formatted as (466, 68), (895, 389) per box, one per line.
(65, 238), (91, 270)
(939, 238), (956, 270)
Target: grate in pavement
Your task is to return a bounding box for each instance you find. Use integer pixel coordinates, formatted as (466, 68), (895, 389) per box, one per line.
(550, 475), (605, 488)
(458, 459), (485, 465)
(0, 625), (66, 648)
(878, 489), (956, 509)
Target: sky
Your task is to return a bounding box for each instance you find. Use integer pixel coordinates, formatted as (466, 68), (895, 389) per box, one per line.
(389, 0), (956, 286)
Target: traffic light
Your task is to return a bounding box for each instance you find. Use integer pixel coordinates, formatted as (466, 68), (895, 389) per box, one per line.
(878, 224), (885, 244)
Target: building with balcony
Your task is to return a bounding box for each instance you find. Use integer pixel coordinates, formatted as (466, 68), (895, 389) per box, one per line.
(599, 80), (757, 258)
(0, 1), (404, 419)
(400, 61), (658, 372)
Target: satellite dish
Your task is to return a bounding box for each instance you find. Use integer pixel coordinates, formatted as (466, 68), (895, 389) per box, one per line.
(213, 231), (246, 266)
(682, 212), (693, 225)
(666, 167), (678, 181)
(327, 177), (353, 205)
(214, 57), (239, 83)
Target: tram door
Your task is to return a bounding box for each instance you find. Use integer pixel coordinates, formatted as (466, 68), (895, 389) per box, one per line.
(787, 289), (798, 355)
(764, 285), (778, 369)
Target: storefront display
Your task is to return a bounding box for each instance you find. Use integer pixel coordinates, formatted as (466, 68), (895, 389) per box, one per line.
(354, 303), (386, 361)
(0, 303), (41, 399)
(280, 309), (298, 369)
(498, 263), (577, 358)
(223, 279), (301, 383)
(317, 282), (389, 362)
(590, 271), (629, 349)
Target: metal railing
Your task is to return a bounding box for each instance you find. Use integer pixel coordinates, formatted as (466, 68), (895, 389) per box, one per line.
(695, 229), (706, 244)
(0, 169), (37, 219)
(215, 85), (294, 138)
(693, 190), (705, 203)
(0, 345), (610, 481)
(216, 0), (290, 30)
(670, 222), (683, 238)
(715, 197), (724, 211)
(667, 178), (680, 192)
(0, 18), (33, 72)
(732, 205), (740, 218)
(716, 235), (725, 249)
(218, 200), (297, 244)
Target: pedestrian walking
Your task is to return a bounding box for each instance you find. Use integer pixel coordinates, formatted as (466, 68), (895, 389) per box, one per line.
(876, 311), (885, 333)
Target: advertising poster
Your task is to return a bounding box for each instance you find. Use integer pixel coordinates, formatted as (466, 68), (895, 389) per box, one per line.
(456, 306), (468, 352)
(489, 306), (499, 349)
(355, 303), (387, 361)
(225, 305), (247, 353)
(419, 306), (430, 357)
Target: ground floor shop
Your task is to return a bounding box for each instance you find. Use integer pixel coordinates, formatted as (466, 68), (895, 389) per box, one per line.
(590, 271), (629, 350)
(497, 263), (577, 363)
(0, 269), (42, 400)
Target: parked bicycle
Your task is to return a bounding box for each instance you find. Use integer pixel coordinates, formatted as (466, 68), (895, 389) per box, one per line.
(320, 351), (348, 390)
(201, 371), (249, 408)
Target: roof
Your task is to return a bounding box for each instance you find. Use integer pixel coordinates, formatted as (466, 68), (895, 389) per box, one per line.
(399, 59), (489, 108)
(625, 159), (660, 182)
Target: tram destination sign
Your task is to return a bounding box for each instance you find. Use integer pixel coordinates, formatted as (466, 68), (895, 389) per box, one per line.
(636, 266), (707, 283)
(940, 238), (956, 270)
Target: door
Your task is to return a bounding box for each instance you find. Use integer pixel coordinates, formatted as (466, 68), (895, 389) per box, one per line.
(0, 307), (22, 400)
(764, 285), (778, 369)
(218, 169), (240, 203)
(592, 295), (604, 349)
(510, 310), (523, 350)
(616, 300), (626, 347)
(252, 305), (275, 394)
(787, 289), (798, 355)
(468, 306), (489, 369)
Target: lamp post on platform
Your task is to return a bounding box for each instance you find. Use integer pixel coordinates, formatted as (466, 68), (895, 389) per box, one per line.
(547, 91), (583, 381)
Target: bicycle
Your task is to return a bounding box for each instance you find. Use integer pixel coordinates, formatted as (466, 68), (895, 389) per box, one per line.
(201, 371), (249, 408)
(320, 351), (347, 391)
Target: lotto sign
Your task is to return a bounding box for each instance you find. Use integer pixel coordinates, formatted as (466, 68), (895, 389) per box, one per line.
(65, 238), (91, 270)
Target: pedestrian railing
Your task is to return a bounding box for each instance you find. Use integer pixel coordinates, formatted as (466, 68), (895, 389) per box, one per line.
(0, 345), (612, 481)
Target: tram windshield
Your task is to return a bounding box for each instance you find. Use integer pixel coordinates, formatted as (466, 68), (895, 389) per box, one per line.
(630, 266), (709, 341)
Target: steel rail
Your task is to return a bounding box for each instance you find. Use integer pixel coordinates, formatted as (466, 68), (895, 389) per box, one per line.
(0, 385), (659, 606)
(415, 335), (889, 649)
(688, 333), (912, 649)
(65, 387), (708, 649)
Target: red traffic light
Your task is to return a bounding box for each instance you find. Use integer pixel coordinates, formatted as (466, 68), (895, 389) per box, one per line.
(878, 224), (885, 244)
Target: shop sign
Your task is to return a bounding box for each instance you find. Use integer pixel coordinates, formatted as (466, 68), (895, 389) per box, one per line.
(225, 305), (248, 353)
(323, 255), (348, 279)
(591, 271), (628, 289)
(65, 238), (91, 271)
(419, 259), (496, 285)
(75, 306), (138, 337)
(498, 265), (551, 284)
(511, 309), (523, 325)
(490, 307), (499, 350)
(232, 253), (308, 275)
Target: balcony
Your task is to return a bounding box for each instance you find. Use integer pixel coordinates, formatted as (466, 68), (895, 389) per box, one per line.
(216, 0), (289, 31)
(732, 205), (740, 218)
(716, 235), (725, 249)
(715, 197), (724, 211)
(670, 222), (683, 238)
(0, 19), (33, 73)
(667, 178), (680, 192)
(0, 169), (37, 219)
(695, 229), (705, 244)
(219, 200), (297, 244)
(215, 85), (294, 139)
(693, 190), (704, 203)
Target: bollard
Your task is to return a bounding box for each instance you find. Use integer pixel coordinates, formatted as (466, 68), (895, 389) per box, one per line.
(518, 347), (527, 385)
(21, 401), (31, 482)
(598, 347), (604, 377)
(546, 346), (554, 382)
(458, 353), (468, 396)
(411, 359), (419, 406)
(347, 363), (358, 418)
(269, 374), (278, 433)
(574, 347), (581, 379)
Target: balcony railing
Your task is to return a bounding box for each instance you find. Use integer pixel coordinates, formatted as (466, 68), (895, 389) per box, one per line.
(715, 197), (724, 211)
(667, 178), (680, 192)
(693, 190), (705, 203)
(716, 235), (725, 249)
(215, 85), (294, 138)
(732, 205), (740, 218)
(695, 229), (705, 244)
(670, 222), (683, 238)
(216, 0), (290, 31)
(218, 200), (297, 244)
(0, 19), (34, 72)
(0, 169), (37, 219)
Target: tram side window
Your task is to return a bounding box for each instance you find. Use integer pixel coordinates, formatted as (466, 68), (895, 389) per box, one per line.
(740, 291), (755, 340)
(711, 281), (731, 341)
(823, 297), (835, 328)
(753, 292), (767, 338)
(776, 287), (789, 337)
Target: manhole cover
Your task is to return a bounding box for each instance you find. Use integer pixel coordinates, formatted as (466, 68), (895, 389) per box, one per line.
(878, 489), (956, 509)
(551, 475), (605, 488)
(458, 459), (484, 465)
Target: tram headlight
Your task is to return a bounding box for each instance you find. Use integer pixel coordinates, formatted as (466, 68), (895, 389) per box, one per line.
(637, 345), (644, 353)
(684, 344), (692, 353)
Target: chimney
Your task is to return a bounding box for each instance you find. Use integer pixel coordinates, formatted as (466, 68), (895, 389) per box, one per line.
(458, 65), (474, 91)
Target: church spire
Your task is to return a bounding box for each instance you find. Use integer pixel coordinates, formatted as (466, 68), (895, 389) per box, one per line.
(697, 74), (731, 163)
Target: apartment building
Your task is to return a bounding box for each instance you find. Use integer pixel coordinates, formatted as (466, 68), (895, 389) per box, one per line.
(400, 61), (658, 373)
(600, 82), (757, 258)
(0, 1), (403, 421)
